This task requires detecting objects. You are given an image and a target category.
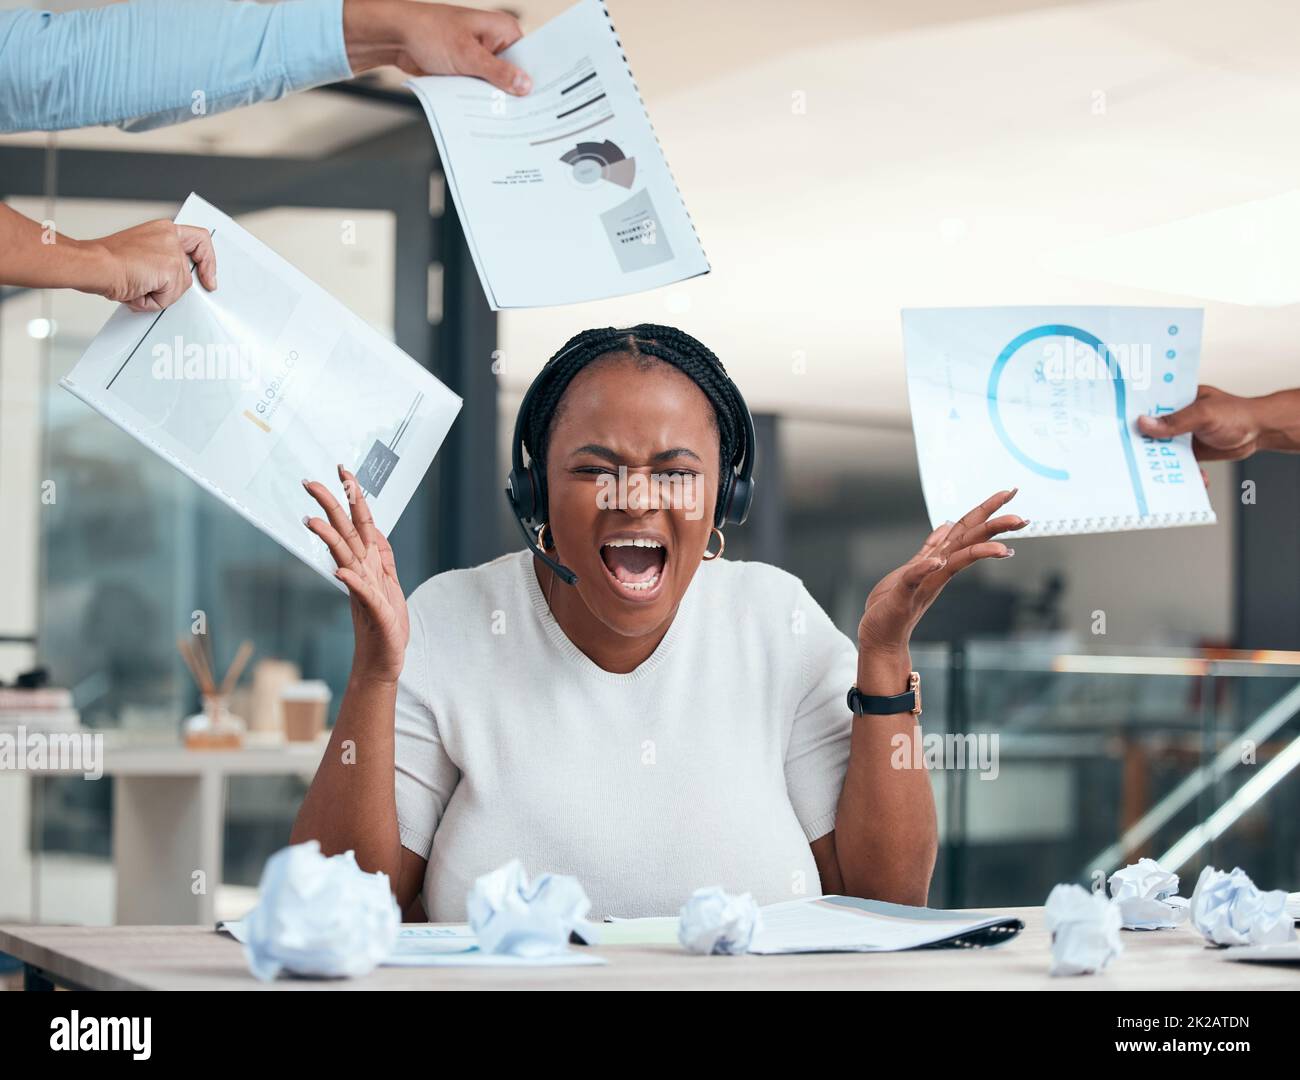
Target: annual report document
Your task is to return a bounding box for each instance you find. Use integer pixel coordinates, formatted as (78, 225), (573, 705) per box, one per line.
(60, 193), (462, 590)
(901, 305), (1216, 537)
(408, 0), (710, 309)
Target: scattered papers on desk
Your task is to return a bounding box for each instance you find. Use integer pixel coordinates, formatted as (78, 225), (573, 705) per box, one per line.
(61, 193), (462, 593)
(1189, 866), (1295, 947)
(220, 920), (606, 968)
(1108, 858), (1189, 930)
(1220, 940), (1300, 964)
(467, 858), (597, 957)
(600, 915), (680, 946)
(901, 306), (1215, 537)
(408, 0), (709, 308)
(747, 895), (1023, 954)
(241, 841), (400, 981)
(677, 887), (760, 955)
(1044, 884), (1123, 976)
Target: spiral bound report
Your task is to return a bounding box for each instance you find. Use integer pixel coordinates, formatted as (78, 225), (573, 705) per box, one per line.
(902, 305), (1216, 538)
(407, 0), (710, 309)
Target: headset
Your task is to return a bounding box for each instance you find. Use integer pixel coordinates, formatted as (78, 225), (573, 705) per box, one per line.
(505, 331), (757, 587)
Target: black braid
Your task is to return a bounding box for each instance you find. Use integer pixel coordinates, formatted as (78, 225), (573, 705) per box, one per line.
(523, 324), (745, 523)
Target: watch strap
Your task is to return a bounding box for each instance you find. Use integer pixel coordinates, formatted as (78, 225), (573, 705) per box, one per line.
(847, 671), (922, 716)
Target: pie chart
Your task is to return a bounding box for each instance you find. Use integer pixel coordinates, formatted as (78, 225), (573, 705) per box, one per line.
(560, 140), (637, 189)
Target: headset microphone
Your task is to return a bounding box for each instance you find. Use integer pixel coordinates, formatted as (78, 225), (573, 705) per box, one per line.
(507, 483), (579, 586)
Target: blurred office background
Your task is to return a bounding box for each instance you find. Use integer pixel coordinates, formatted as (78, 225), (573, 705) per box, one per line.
(1, 0), (1298, 926)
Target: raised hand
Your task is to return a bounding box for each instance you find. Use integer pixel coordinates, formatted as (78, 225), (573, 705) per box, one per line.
(303, 465), (409, 683)
(857, 489), (1028, 655)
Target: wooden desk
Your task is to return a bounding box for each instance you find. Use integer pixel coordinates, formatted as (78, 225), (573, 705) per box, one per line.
(3, 909), (1297, 989)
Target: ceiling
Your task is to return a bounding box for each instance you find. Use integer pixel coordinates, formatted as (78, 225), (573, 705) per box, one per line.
(501, 0), (1300, 419)
(6, 0), (1299, 423)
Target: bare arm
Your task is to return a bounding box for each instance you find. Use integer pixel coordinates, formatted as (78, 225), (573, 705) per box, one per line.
(0, 204), (216, 311)
(819, 490), (1027, 904)
(288, 466), (425, 913)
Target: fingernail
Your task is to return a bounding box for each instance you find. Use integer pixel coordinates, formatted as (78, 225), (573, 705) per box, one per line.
(1000, 547), (1015, 558)
(301, 478), (311, 489)
(1018, 518), (1031, 527)
(513, 73), (532, 94)
(302, 515), (312, 526)
(943, 519), (954, 527)
(1009, 487), (1019, 497)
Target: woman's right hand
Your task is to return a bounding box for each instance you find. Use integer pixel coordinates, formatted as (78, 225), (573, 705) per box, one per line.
(304, 465), (410, 684)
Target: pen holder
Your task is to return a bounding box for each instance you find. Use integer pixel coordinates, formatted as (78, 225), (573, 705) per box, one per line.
(183, 693), (246, 750)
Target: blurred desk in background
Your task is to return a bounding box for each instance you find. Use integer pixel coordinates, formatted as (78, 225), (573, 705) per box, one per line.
(1, 737), (327, 925)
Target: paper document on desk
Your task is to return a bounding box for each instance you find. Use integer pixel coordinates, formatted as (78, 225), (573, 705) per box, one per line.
(408, 0), (709, 308)
(61, 194), (462, 593)
(902, 306), (1215, 537)
(747, 896), (1023, 953)
(217, 920), (606, 967)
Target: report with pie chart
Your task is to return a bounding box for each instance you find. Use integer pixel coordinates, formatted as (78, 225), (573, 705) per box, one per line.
(408, 0), (709, 308)
(901, 306), (1216, 537)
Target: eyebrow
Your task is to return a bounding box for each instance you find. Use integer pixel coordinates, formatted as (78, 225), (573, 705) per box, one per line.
(569, 443), (702, 464)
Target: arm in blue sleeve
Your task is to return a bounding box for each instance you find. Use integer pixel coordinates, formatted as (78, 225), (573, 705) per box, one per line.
(0, 0), (353, 134)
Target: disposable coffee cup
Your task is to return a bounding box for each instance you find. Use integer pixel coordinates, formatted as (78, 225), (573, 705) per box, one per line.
(281, 680), (331, 742)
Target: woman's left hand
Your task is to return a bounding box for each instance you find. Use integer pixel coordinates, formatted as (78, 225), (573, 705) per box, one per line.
(857, 489), (1027, 655)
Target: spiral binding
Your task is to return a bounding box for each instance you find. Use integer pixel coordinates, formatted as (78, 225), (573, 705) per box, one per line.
(594, 0), (710, 270)
(1018, 510), (1218, 538)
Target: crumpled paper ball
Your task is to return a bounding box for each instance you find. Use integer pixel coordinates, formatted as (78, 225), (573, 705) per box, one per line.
(1189, 865), (1296, 947)
(243, 840), (400, 981)
(677, 886), (761, 955)
(467, 859), (593, 956)
(1108, 857), (1190, 930)
(1044, 884), (1124, 976)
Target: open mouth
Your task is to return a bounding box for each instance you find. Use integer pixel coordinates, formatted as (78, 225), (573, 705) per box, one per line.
(599, 537), (668, 599)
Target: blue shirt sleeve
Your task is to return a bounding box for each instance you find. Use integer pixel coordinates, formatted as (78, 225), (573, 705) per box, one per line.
(0, 0), (353, 134)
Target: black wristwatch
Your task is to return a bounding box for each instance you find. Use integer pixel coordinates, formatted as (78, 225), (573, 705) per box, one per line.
(847, 671), (922, 717)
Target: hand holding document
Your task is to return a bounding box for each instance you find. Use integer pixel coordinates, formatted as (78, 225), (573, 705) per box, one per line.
(902, 306), (1216, 537)
(408, 0), (709, 308)
(61, 194), (461, 591)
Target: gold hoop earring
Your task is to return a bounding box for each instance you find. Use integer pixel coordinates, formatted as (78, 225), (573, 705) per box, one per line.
(702, 526), (725, 561)
(536, 522), (552, 550)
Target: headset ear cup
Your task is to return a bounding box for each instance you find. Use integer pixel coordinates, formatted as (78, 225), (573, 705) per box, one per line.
(715, 470), (735, 529)
(506, 465), (543, 527)
(726, 476), (754, 527)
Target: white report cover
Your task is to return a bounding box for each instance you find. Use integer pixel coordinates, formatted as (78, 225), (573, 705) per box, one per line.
(901, 305), (1216, 537)
(60, 193), (462, 590)
(408, 0), (710, 309)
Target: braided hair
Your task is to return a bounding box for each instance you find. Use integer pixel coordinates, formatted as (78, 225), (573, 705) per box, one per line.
(522, 325), (746, 524)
